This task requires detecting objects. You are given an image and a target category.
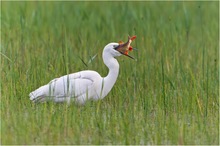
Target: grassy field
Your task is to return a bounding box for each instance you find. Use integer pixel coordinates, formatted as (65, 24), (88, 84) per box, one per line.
(1, 1), (219, 145)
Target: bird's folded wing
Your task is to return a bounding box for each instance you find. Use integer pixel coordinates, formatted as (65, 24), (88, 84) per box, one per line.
(50, 71), (99, 98)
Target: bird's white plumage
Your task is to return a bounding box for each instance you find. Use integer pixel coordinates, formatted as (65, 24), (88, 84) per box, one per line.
(29, 36), (136, 105)
(30, 70), (102, 104)
(29, 43), (124, 105)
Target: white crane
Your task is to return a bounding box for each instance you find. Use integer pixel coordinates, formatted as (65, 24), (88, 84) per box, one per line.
(29, 36), (137, 105)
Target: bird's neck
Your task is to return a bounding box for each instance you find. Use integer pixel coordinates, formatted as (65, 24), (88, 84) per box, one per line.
(102, 52), (119, 98)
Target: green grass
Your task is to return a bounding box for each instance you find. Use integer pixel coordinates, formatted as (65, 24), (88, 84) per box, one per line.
(1, 1), (219, 145)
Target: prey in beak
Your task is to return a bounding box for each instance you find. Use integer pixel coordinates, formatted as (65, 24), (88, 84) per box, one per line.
(114, 35), (137, 59)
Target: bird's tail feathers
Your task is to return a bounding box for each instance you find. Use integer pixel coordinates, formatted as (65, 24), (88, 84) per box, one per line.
(29, 85), (49, 103)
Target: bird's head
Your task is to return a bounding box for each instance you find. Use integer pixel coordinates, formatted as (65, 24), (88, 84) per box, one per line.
(103, 35), (137, 59)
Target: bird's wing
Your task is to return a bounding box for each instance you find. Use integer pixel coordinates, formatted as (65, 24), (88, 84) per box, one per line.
(29, 70), (101, 103)
(50, 70), (101, 98)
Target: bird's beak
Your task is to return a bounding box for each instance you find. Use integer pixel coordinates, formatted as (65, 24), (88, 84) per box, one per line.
(115, 35), (137, 59)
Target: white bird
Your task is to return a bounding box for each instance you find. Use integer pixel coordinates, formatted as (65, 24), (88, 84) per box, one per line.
(29, 35), (137, 105)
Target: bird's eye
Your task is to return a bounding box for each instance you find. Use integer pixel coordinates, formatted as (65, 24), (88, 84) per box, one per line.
(113, 45), (119, 50)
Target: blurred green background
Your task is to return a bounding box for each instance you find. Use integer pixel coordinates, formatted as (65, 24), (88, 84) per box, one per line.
(1, 1), (219, 145)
